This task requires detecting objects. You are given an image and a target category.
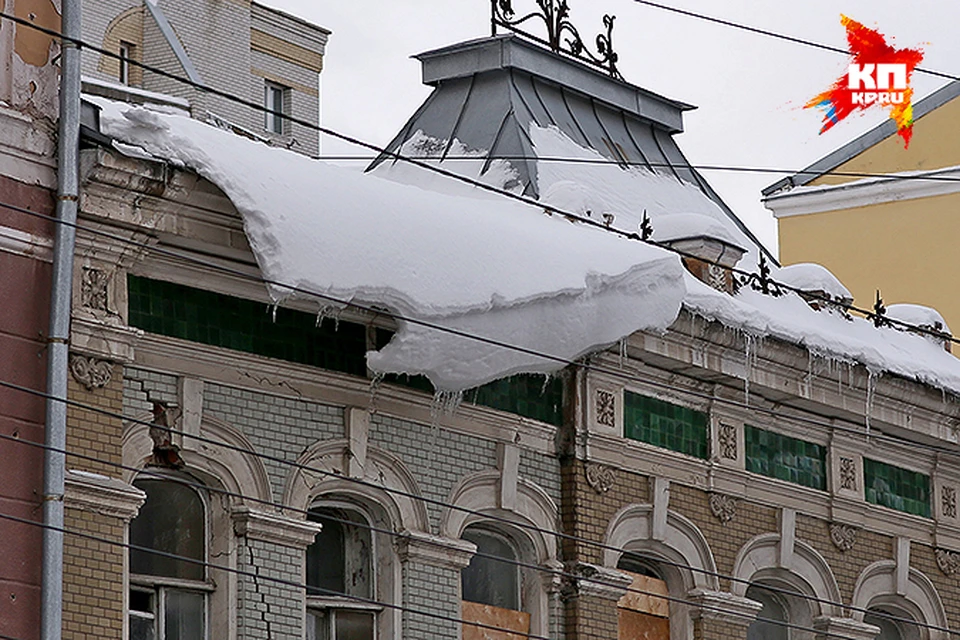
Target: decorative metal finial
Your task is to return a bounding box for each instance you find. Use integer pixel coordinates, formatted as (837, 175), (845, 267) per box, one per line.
(491, 0), (624, 81)
(639, 210), (653, 241)
(740, 254), (783, 297)
(872, 290), (890, 328)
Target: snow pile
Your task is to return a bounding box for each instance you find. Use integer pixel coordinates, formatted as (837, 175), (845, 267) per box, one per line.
(776, 263), (852, 301)
(684, 274), (960, 393)
(89, 98), (687, 391)
(654, 213), (743, 246)
(887, 304), (951, 334)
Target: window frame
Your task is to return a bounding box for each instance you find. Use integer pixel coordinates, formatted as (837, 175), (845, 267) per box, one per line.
(118, 41), (133, 85)
(460, 526), (523, 611)
(305, 502), (382, 640)
(264, 81), (289, 135)
(128, 473), (214, 640)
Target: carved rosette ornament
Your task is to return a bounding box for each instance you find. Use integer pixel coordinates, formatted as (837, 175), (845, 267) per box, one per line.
(595, 389), (616, 428)
(942, 486), (957, 519)
(81, 267), (109, 311)
(839, 457), (858, 491)
(829, 523), (858, 552)
(69, 355), (113, 390)
(585, 463), (615, 494)
(935, 548), (960, 576)
(708, 493), (737, 523)
(718, 423), (737, 460)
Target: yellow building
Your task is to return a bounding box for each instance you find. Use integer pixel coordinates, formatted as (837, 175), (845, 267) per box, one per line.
(764, 82), (960, 333)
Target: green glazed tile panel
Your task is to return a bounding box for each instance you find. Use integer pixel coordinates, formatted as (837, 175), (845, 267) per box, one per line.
(863, 458), (931, 518)
(623, 392), (708, 459)
(744, 425), (826, 491)
(128, 276), (368, 377)
(128, 277), (564, 425)
(465, 375), (564, 427)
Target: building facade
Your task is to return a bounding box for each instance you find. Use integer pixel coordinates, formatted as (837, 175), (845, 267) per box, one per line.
(6, 3), (960, 640)
(764, 81), (960, 334)
(81, 0), (329, 155)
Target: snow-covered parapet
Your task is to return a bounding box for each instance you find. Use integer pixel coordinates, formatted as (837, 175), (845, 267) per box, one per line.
(90, 98), (687, 392)
(776, 263), (853, 311)
(887, 304), (952, 351)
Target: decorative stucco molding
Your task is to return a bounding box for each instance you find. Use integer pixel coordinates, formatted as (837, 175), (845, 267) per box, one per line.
(935, 548), (960, 576)
(830, 523), (859, 552)
(717, 423), (737, 460)
(64, 469), (145, 521)
(839, 457), (858, 491)
(568, 562), (634, 601)
(595, 389), (616, 428)
(69, 354), (114, 390)
(585, 463), (615, 494)
(812, 616), (881, 640)
(942, 486), (957, 519)
(395, 530), (476, 570)
(709, 493), (737, 523)
(688, 589), (763, 627)
(232, 506), (323, 548)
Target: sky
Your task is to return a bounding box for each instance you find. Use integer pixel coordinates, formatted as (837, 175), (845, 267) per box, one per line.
(258, 0), (960, 258)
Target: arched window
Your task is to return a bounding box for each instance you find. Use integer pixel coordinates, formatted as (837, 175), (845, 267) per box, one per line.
(128, 477), (210, 640)
(305, 506), (377, 640)
(460, 525), (530, 639)
(746, 585), (789, 640)
(616, 554), (670, 640)
(864, 608), (920, 640)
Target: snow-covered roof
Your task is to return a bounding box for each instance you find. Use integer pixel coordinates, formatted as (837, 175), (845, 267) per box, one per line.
(887, 304), (951, 334)
(89, 97), (960, 398)
(776, 263), (852, 301)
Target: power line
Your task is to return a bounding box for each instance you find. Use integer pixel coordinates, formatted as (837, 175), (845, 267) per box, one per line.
(0, 8), (956, 638)
(0, 507), (927, 640)
(2, 12), (958, 347)
(631, 0), (960, 82)
(0, 424), (950, 636)
(4, 193), (960, 459)
(309, 153), (960, 182)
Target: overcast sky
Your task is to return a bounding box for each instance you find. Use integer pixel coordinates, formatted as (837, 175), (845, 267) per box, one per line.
(258, 0), (960, 257)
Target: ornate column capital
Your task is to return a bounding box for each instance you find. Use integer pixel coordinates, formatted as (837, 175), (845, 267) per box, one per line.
(688, 589), (763, 628)
(813, 616), (880, 640)
(64, 470), (146, 521)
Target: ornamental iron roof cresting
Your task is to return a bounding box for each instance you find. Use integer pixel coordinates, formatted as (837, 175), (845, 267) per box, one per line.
(491, 0), (624, 80)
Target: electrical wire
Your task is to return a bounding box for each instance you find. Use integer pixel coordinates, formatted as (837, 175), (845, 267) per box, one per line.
(631, 0), (960, 82)
(1, 13), (959, 635)
(4, 194), (960, 463)
(1, 12), (958, 346)
(0, 508), (929, 640)
(0, 423), (951, 637)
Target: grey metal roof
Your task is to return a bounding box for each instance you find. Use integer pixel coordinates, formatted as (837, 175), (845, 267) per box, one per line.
(762, 80), (960, 196)
(370, 35), (776, 264)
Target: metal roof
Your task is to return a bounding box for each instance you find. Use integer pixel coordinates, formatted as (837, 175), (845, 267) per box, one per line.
(369, 35), (776, 264)
(762, 79), (960, 196)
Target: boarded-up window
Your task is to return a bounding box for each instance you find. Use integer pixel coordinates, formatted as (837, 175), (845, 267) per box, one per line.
(461, 528), (530, 640)
(617, 571), (669, 640)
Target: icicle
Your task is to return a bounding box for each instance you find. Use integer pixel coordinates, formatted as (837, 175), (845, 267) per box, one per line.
(865, 371), (878, 439)
(743, 333), (755, 406)
(269, 302), (279, 323)
(431, 389), (464, 419)
(540, 373), (553, 395)
(618, 338), (628, 369)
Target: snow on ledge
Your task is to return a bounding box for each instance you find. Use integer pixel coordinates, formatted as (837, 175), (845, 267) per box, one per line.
(92, 100), (687, 391)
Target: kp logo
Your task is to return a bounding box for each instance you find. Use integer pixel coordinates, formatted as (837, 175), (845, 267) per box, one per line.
(806, 15), (924, 148)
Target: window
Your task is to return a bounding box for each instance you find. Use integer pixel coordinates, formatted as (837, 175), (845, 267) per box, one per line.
(306, 507), (378, 640)
(129, 477), (210, 640)
(264, 82), (288, 135)
(119, 41), (134, 85)
(864, 608), (918, 640)
(616, 556), (669, 640)
(745, 586), (789, 640)
(460, 527), (530, 640)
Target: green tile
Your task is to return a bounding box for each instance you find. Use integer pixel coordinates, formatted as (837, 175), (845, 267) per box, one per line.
(623, 392), (708, 459)
(863, 459), (930, 518)
(744, 425), (826, 491)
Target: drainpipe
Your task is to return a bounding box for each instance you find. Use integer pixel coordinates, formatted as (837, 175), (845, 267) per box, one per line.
(41, 0), (81, 637)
